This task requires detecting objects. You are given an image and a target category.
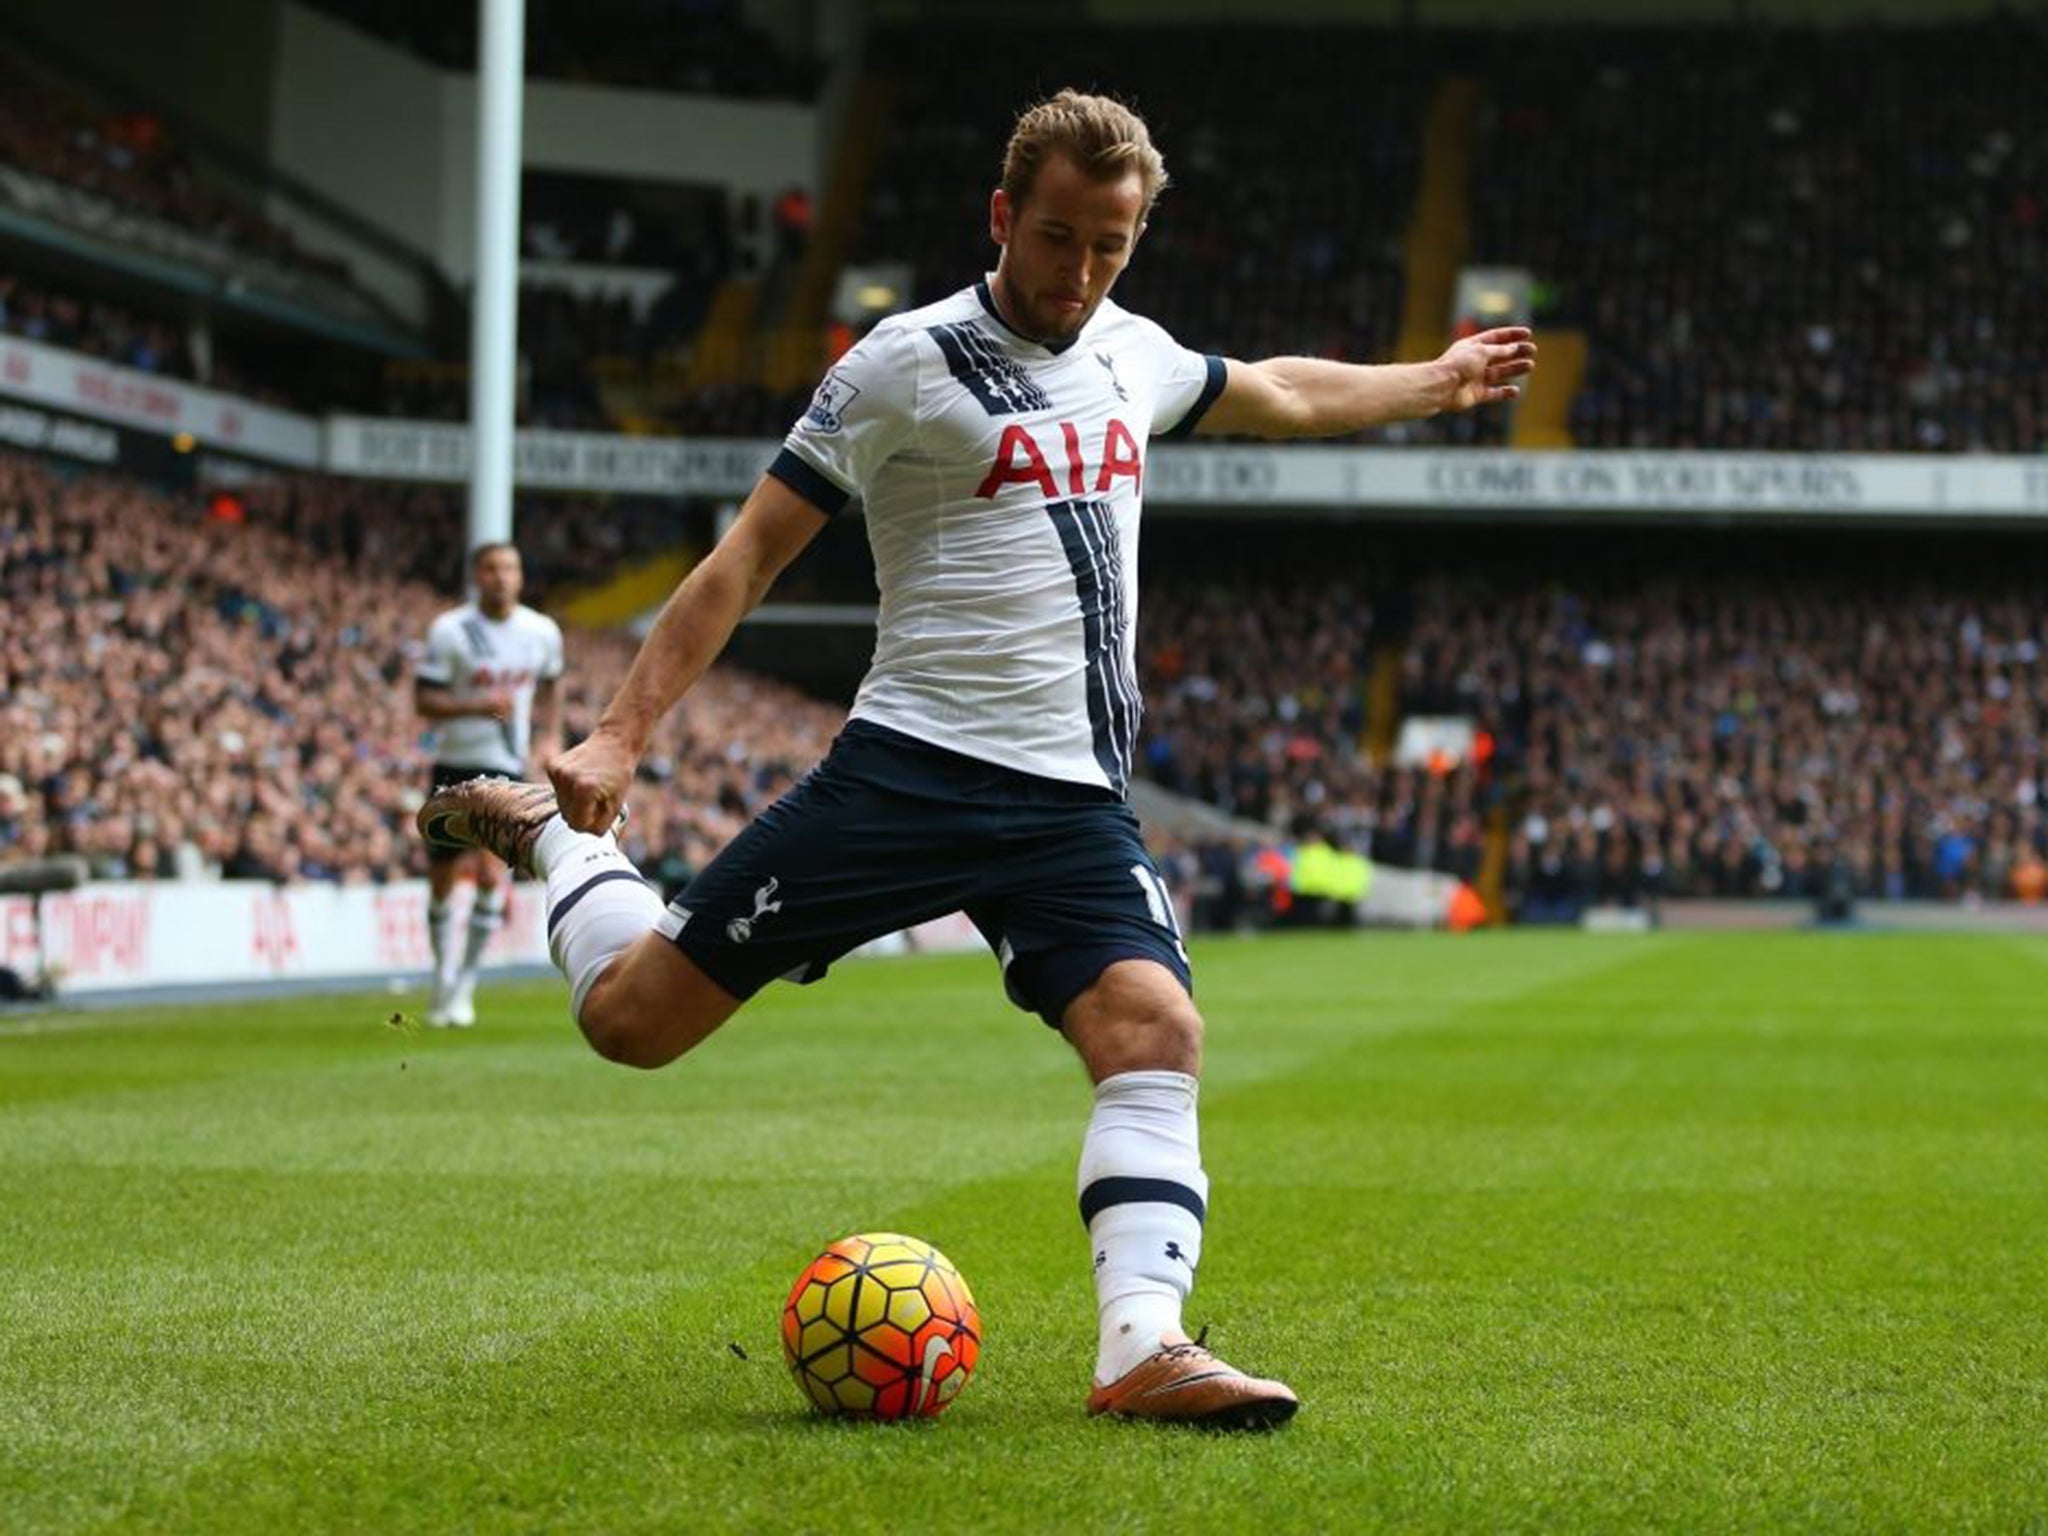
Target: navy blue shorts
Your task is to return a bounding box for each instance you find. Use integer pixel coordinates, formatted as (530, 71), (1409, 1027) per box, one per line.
(657, 721), (1191, 1027)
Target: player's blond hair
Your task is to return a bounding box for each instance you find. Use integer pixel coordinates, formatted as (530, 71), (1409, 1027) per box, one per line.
(1001, 89), (1169, 217)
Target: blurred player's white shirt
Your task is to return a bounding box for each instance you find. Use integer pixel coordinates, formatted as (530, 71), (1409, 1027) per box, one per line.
(417, 602), (565, 775)
(772, 279), (1224, 794)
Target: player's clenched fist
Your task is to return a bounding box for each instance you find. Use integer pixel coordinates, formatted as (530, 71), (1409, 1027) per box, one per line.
(549, 729), (636, 834)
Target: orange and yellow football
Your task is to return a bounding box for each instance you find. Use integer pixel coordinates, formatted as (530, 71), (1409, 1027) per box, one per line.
(780, 1232), (981, 1419)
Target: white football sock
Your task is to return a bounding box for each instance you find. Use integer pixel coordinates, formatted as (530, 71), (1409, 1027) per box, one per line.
(1079, 1070), (1208, 1385)
(427, 894), (457, 995)
(539, 818), (662, 1018)
(456, 881), (507, 987)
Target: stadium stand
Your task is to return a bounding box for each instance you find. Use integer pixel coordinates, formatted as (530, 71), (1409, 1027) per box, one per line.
(0, 275), (194, 380)
(7, 11), (2047, 931)
(0, 261), (725, 429)
(853, 24), (1424, 435)
(1470, 18), (2048, 452)
(0, 274), (315, 411)
(236, 15), (2046, 447)
(303, 0), (822, 98)
(0, 51), (386, 325)
(11, 18), (2042, 449)
(376, 283), (739, 430)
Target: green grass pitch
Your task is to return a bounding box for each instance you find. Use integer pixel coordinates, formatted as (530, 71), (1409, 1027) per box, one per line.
(3, 931), (2046, 1534)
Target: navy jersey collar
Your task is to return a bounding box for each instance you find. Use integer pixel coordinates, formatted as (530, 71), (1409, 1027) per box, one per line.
(975, 276), (1084, 356)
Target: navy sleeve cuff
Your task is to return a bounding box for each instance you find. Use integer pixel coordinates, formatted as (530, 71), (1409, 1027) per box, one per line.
(1161, 355), (1228, 441)
(767, 447), (852, 516)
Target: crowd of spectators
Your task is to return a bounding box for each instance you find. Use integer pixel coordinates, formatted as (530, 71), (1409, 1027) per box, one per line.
(0, 276), (192, 379)
(1472, 19), (2048, 452)
(0, 450), (1465, 930)
(307, 0), (821, 98)
(1139, 565), (1486, 913)
(238, 473), (697, 601)
(1401, 530), (2048, 912)
(15, 441), (2048, 930)
(0, 451), (836, 891)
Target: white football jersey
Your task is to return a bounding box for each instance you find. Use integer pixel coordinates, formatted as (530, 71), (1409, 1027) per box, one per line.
(772, 279), (1224, 793)
(416, 602), (565, 775)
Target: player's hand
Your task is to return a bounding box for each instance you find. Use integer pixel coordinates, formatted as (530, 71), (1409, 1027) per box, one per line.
(476, 690), (516, 722)
(1438, 327), (1537, 412)
(549, 728), (636, 834)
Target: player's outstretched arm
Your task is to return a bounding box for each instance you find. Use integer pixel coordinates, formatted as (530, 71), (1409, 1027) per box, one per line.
(548, 476), (827, 832)
(414, 680), (510, 722)
(1195, 327), (1537, 440)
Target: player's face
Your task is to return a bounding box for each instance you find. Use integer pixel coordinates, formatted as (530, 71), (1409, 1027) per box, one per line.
(474, 548), (523, 613)
(990, 154), (1145, 344)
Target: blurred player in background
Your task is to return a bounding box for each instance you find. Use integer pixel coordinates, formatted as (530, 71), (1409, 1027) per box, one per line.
(423, 91), (1531, 1422)
(413, 543), (563, 1026)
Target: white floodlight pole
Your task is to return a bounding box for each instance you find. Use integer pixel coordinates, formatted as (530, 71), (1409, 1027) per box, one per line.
(468, 0), (526, 553)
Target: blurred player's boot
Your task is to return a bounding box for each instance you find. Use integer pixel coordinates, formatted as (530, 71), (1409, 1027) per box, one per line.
(417, 779), (561, 875)
(445, 974), (477, 1028)
(418, 778), (653, 1035)
(1086, 1338), (1299, 1430)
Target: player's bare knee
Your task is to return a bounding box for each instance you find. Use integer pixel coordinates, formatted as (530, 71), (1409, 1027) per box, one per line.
(576, 987), (678, 1070)
(589, 1023), (683, 1071)
(1128, 995), (1203, 1072)
(1065, 961), (1203, 1079)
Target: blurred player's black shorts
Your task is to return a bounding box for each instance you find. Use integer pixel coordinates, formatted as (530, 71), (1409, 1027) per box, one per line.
(429, 762), (516, 792)
(656, 720), (1192, 1027)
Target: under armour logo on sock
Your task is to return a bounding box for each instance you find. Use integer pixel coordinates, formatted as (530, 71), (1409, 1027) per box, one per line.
(1164, 1241), (1193, 1268)
(1094, 1249), (1107, 1272)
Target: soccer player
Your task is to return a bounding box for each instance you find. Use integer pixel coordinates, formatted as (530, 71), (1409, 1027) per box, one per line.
(413, 542), (563, 1027)
(421, 91), (1533, 1424)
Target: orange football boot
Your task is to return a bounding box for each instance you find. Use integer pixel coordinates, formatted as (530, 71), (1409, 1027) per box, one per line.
(1087, 1337), (1299, 1430)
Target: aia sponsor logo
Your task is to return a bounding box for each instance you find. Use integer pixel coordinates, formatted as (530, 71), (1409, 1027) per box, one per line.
(976, 418), (1143, 500)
